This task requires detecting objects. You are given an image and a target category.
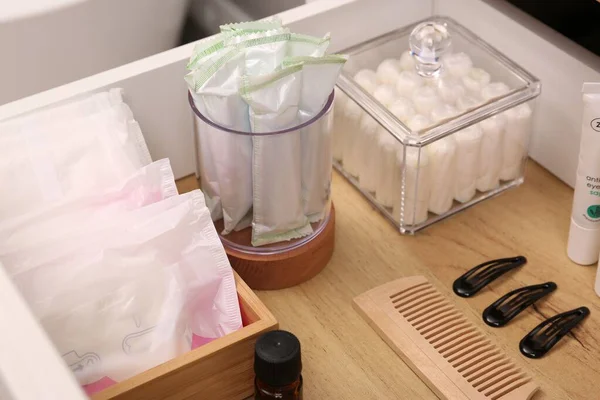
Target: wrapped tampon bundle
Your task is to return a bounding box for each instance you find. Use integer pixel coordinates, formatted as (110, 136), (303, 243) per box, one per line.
(285, 55), (346, 223)
(187, 20), (346, 246)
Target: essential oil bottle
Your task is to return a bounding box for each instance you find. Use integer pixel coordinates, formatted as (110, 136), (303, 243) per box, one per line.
(254, 330), (303, 400)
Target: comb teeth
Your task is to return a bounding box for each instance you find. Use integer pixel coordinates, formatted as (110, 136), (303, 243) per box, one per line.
(397, 287), (532, 391)
(355, 276), (538, 400)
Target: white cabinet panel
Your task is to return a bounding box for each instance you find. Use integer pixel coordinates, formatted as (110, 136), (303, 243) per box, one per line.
(0, 0), (430, 180)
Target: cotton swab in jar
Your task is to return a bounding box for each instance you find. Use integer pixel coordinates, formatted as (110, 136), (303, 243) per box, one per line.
(435, 76), (466, 106)
(453, 97), (483, 203)
(399, 50), (416, 72)
(375, 98), (415, 208)
(479, 82), (532, 181)
(376, 58), (403, 86)
(501, 103), (532, 181)
(393, 115), (431, 226)
(396, 70), (424, 98)
(343, 69), (378, 177)
(412, 86), (442, 116)
(443, 52), (473, 79)
(477, 82), (510, 191)
(358, 85), (398, 193)
(427, 104), (458, 214)
(462, 67), (491, 96)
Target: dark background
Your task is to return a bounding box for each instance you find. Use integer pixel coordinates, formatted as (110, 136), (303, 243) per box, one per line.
(506, 0), (600, 57)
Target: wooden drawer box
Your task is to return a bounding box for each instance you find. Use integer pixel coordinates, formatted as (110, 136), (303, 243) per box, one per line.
(93, 272), (277, 400)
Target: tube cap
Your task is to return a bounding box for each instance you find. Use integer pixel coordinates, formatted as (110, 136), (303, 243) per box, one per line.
(254, 330), (302, 387)
(567, 219), (600, 265)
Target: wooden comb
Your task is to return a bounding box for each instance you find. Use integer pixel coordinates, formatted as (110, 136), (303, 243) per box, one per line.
(353, 276), (539, 400)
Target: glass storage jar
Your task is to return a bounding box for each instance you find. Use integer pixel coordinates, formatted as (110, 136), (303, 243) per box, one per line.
(333, 17), (541, 233)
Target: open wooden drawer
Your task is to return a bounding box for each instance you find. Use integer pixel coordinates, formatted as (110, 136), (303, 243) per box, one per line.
(0, 0), (595, 398)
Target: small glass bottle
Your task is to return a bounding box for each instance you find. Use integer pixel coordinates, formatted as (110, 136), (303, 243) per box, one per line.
(254, 330), (303, 400)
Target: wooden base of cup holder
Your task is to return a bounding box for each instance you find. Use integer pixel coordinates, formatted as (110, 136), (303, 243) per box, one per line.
(223, 204), (336, 290)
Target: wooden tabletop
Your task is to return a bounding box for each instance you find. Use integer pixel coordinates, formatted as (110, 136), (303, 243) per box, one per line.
(177, 161), (599, 400)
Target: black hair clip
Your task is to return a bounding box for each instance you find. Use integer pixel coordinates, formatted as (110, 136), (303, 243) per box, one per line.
(453, 256), (527, 298)
(482, 282), (557, 327)
(520, 306), (590, 359)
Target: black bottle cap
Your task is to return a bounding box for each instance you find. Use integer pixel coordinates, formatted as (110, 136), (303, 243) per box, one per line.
(255, 330), (302, 387)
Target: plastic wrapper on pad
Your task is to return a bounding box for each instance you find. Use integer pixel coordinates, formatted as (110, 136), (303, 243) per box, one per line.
(10, 190), (241, 390)
(0, 159), (177, 267)
(0, 100), (151, 220)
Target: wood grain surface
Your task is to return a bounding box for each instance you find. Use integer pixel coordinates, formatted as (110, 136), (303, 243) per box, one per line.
(177, 160), (599, 400)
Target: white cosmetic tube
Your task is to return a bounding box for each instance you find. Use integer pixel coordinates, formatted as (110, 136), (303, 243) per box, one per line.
(569, 83), (600, 266)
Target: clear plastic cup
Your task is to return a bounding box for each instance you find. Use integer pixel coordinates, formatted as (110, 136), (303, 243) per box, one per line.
(189, 91), (334, 254)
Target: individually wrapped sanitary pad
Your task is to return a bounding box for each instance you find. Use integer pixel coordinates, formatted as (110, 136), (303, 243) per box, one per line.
(284, 55), (346, 222)
(189, 48), (252, 233)
(0, 159), (177, 265)
(287, 32), (331, 57)
(0, 88), (124, 128)
(241, 64), (312, 246)
(332, 87), (347, 162)
(11, 190), (241, 386)
(0, 101), (151, 220)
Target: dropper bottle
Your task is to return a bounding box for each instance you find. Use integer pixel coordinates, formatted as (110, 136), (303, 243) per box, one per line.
(254, 330), (303, 399)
